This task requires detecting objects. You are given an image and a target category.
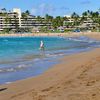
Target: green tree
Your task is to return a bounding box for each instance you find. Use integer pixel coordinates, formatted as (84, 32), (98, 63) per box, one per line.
(37, 16), (42, 22)
(13, 15), (19, 32)
(82, 11), (88, 17)
(71, 12), (80, 26)
(45, 14), (53, 22)
(25, 10), (30, 15)
(52, 16), (63, 28)
(4, 14), (12, 33)
(1, 8), (6, 12)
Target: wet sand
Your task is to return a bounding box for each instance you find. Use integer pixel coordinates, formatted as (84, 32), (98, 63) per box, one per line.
(0, 33), (100, 100)
(0, 32), (100, 41)
(0, 32), (100, 38)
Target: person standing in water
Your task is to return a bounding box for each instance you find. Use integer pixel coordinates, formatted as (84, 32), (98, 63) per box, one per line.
(40, 40), (44, 50)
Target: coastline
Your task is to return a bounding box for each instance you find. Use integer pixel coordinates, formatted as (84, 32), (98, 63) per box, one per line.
(0, 33), (100, 100)
(0, 32), (100, 41)
(0, 32), (100, 38)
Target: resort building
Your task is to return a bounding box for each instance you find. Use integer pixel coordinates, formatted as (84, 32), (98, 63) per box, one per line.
(63, 15), (99, 31)
(0, 11), (19, 31)
(0, 8), (52, 31)
(81, 18), (97, 29)
(13, 8), (21, 27)
(63, 15), (74, 25)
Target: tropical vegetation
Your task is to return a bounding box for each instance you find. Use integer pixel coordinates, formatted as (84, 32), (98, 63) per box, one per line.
(0, 8), (100, 33)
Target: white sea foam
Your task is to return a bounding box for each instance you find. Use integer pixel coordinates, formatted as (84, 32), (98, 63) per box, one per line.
(6, 68), (14, 72)
(17, 64), (26, 68)
(33, 58), (40, 61)
(5, 82), (12, 84)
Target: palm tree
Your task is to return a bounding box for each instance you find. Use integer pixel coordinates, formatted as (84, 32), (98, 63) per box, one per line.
(4, 13), (12, 33)
(92, 12), (99, 18)
(71, 12), (80, 27)
(71, 12), (79, 18)
(22, 10), (30, 18)
(82, 11), (88, 17)
(45, 14), (53, 22)
(52, 16), (63, 28)
(25, 10), (30, 15)
(1, 8), (6, 12)
(22, 11), (30, 29)
(22, 12), (27, 18)
(13, 15), (19, 31)
(37, 16), (43, 24)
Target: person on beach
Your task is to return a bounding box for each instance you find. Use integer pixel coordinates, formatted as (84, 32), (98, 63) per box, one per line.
(40, 40), (44, 50)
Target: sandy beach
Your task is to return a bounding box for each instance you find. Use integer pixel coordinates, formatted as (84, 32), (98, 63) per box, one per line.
(0, 33), (100, 100)
(0, 32), (100, 40)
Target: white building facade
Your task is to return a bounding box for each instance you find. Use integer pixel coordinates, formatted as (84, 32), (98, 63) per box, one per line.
(0, 8), (52, 31)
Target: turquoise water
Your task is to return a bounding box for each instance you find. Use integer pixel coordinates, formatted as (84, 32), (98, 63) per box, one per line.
(0, 36), (100, 84)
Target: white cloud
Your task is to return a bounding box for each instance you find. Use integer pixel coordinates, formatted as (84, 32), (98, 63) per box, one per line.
(31, 3), (55, 16)
(39, 3), (54, 15)
(31, 8), (37, 15)
(80, 0), (91, 5)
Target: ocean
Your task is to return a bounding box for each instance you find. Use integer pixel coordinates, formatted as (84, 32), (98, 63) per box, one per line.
(0, 36), (100, 84)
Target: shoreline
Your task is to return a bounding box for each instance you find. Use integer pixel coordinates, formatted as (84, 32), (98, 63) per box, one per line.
(0, 32), (100, 41)
(0, 48), (100, 100)
(0, 33), (100, 100)
(0, 32), (99, 37)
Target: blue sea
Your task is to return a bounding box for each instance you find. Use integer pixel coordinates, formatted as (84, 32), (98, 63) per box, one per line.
(0, 36), (100, 84)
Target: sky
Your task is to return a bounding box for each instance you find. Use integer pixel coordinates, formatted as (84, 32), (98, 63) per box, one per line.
(0, 0), (100, 16)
